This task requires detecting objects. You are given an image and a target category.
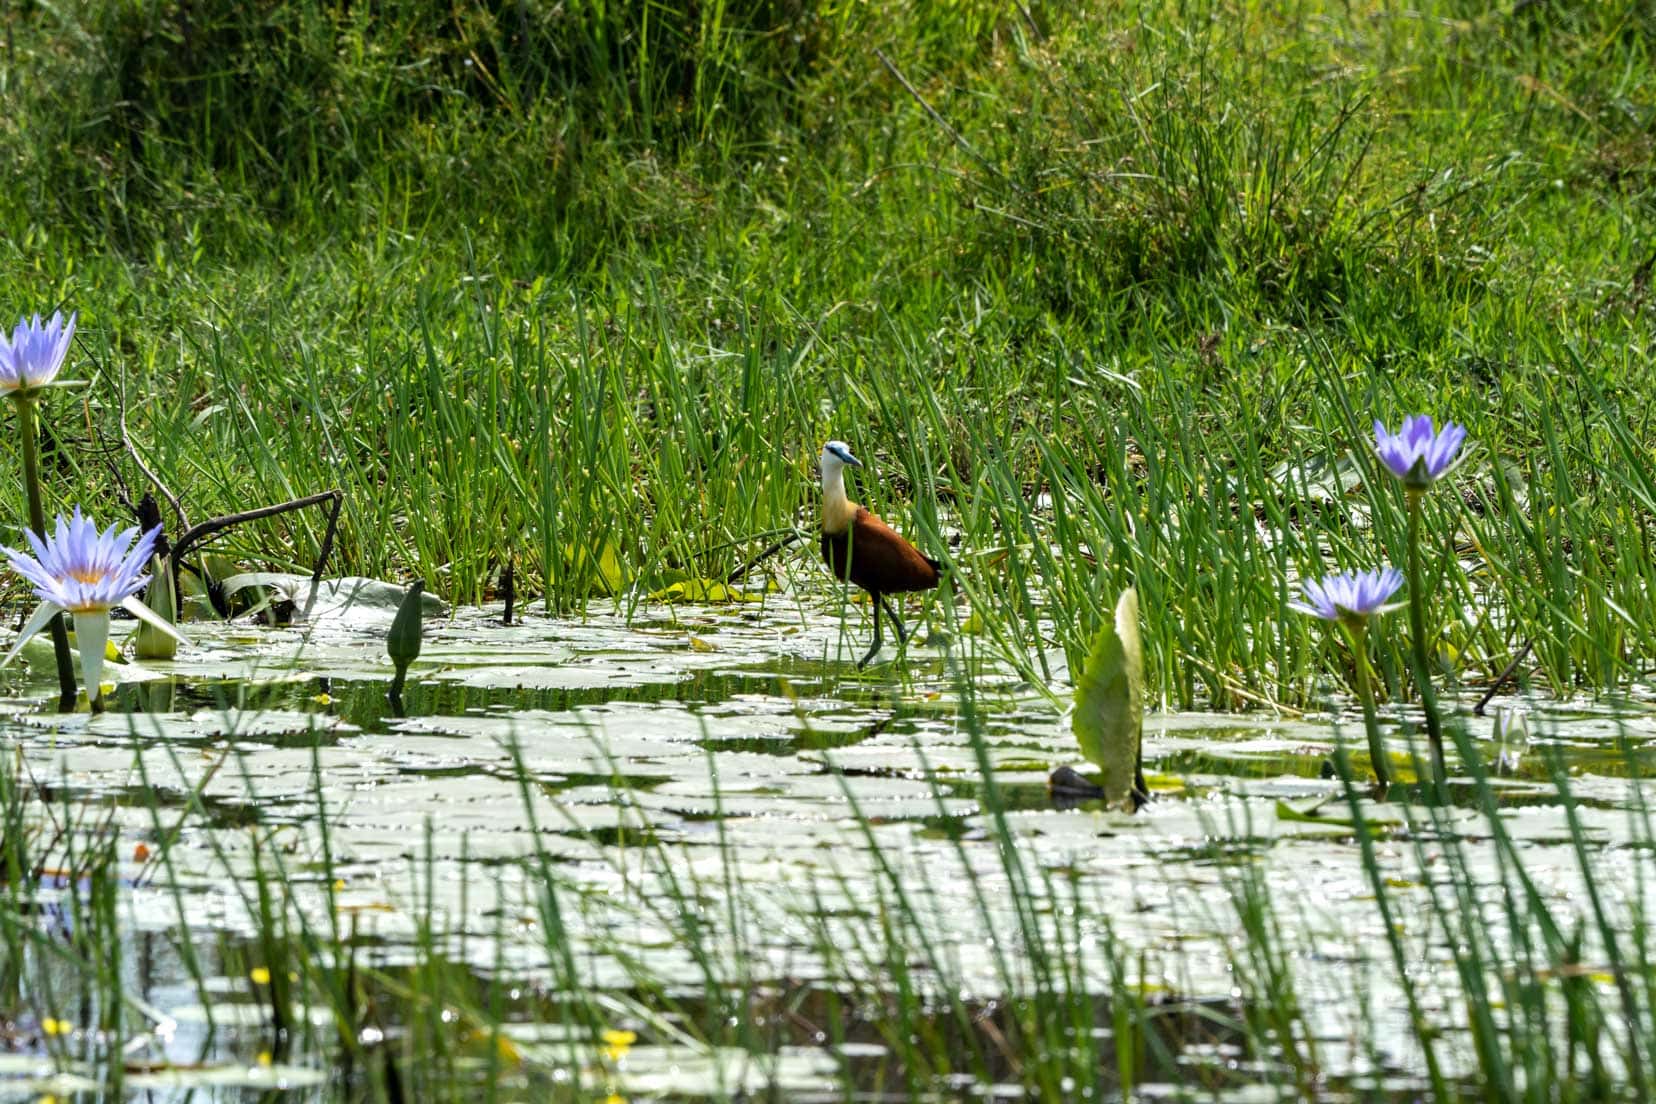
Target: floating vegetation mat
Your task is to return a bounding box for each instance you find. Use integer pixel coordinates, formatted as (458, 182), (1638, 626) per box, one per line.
(1, 596), (1653, 1100)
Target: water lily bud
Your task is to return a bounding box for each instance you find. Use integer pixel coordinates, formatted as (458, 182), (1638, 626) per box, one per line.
(387, 580), (426, 693)
(134, 554), (179, 660)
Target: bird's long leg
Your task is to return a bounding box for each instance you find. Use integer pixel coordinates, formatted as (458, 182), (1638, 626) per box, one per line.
(880, 596), (908, 645)
(1131, 759), (1150, 811)
(858, 592), (884, 669)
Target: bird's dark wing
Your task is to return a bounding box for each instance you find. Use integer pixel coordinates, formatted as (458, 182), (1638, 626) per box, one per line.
(847, 507), (941, 594)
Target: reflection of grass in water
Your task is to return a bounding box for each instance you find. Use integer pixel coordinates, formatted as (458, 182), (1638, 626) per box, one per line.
(2, 682), (1655, 1098)
(1157, 746), (1332, 782)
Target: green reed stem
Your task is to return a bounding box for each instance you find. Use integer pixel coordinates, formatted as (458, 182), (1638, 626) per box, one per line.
(1405, 490), (1447, 792)
(13, 393), (77, 709)
(1332, 750), (1452, 1098)
(1340, 618), (1389, 792)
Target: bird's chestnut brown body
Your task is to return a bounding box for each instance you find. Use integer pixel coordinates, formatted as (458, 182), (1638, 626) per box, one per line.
(820, 507), (940, 595)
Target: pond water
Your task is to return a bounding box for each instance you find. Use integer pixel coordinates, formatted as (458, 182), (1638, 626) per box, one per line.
(1, 588), (1653, 1100)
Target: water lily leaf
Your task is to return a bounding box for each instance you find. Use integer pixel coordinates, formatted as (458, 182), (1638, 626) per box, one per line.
(1072, 587), (1144, 810)
(649, 578), (756, 603)
(564, 538), (626, 596)
(1274, 797), (1404, 830)
(21, 629), (120, 668)
(218, 574), (446, 628)
(0, 1055), (100, 1093)
(440, 662), (689, 691)
(1273, 796), (1336, 823)
(85, 708), (357, 742)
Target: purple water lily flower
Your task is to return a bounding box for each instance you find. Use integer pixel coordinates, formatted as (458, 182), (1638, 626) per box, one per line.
(1289, 567), (1405, 624)
(0, 311), (76, 394)
(1, 508), (186, 700)
(1373, 414), (1468, 489)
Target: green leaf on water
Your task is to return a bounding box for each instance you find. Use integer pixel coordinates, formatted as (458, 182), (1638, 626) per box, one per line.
(1274, 797), (1403, 829)
(649, 578), (756, 603)
(21, 630), (120, 668)
(1273, 796), (1335, 823)
(565, 538), (626, 596)
(1072, 587), (1144, 809)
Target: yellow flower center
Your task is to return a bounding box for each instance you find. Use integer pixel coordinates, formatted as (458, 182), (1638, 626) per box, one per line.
(69, 568), (106, 584)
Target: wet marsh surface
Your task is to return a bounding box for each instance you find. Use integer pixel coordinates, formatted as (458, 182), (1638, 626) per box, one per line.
(2, 590), (1654, 1101)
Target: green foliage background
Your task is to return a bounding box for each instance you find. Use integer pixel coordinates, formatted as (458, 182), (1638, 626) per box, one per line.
(0, 0), (1652, 701)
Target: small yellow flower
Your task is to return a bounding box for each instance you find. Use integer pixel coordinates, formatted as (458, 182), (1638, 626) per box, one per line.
(41, 1017), (71, 1037)
(256, 1050), (273, 1067)
(600, 1028), (636, 1061)
(250, 967), (271, 985)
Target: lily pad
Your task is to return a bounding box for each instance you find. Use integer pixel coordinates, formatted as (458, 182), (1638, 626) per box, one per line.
(218, 573), (447, 628)
(650, 578), (759, 603)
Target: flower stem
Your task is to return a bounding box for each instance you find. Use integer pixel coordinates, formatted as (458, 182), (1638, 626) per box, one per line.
(1405, 490), (1447, 791)
(1341, 619), (1388, 793)
(13, 394), (77, 709)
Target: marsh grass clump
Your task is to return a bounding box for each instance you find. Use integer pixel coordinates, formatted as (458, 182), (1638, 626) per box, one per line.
(0, 3), (1647, 710)
(19, 0), (832, 253)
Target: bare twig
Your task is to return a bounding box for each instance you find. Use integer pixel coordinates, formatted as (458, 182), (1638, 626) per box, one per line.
(171, 490), (343, 568)
(1475, 639), (1534, 716)
(501, 556), (515, 625)
(726, 530), (804, 584)
(301, 491), (346, 621)
(171, 489), (345, 618)
(310, 491), (344, 584)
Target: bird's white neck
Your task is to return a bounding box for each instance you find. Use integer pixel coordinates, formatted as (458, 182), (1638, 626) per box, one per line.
(821, 465), (857, 534)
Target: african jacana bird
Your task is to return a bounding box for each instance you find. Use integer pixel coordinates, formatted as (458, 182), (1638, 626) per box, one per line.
(818, 441), (941, 668)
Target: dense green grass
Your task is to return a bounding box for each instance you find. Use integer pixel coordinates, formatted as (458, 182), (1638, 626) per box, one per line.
(1, 0), (1652, 704)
